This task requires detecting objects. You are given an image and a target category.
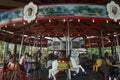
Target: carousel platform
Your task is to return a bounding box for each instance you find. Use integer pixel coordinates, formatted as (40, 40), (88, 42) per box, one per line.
(25, 68), (105, 80)
(0, 65), (106, 80)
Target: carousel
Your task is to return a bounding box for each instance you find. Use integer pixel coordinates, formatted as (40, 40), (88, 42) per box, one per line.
(0, 0), (120, 80)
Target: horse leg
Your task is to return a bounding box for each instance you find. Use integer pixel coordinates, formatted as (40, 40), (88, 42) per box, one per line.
(51, 70), (58, 80)
(109, 76), (111, 80)
(78, 65), (85, 72)
(48, 69), (52, 78)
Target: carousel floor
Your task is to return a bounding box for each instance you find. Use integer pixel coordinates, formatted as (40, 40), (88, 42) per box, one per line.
(27, 68), (105, 80)
(0, 64), (105, 80)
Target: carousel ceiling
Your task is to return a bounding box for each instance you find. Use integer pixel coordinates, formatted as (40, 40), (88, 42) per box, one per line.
(0, 0), (120, 47)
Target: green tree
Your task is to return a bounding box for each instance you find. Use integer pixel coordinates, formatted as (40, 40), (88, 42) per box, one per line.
(48, 8), (55, 16)
(15, 10), (21, 17)
(2, 14), (8, 20)
(63, 8), (69, 13)
(56, 7), (63, 12)
(74, 6), (80, 13)
(38, 8), (43, 12)
(92, 7), (103, 13)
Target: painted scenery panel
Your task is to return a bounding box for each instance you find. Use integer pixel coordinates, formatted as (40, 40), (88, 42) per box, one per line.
(0, 4), (107, 25)
(37, 4), (107, 18)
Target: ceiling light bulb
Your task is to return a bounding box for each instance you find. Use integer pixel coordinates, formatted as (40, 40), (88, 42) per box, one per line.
(107, 33), (110, 35)
(35, 20), (38, 23)
(13, 23), (15, 26)
(78, 19), (80, 22)
(69, 19), (73, 21)
(49, 19), (51, 22)
(23, 22), (26, 24)
(5, 25), (7, 28)
(106, 20), (109, 23)
(63, 19), (66, 22)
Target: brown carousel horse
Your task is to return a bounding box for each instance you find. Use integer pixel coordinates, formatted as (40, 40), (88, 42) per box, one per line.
(1, 55), (27, 80)
(93, 52), (116, 80)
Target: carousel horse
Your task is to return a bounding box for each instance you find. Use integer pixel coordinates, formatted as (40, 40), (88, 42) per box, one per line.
(19, 53), (28, 72)
(93, 52), (114, 73)
(48, 59), (59, 80)
(46, 53), (55, 68)
(93, 57), (104, 72)
(31, 50), (44, 71)
(92, 54), (115, 80)
(70, 49), (86, 74)
(33, 50), (42, 63)
(1, 56), (27, 80)
(104, 52), (117, 80)
(48, 48), (86, 80)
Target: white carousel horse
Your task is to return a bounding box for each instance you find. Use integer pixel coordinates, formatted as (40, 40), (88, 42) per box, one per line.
(69, 48), (86, 74)
(48, 59), (59, 80)
(46, 60), (52, 68)
(48, 48), (86, 80)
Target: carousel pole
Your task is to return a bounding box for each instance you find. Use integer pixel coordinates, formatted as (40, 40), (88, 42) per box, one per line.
(38, 36), (41, 80)
(32, 35), (38, 55)
(33, 37), (37, 47)
(67, 20), (71, 80)
(33, 36), (39, 80)
(115, 33), (120, 62)
(40, 36), (42, 52)
(35, 36), (42, 80)
(67, 20), (70, 57)
(13, 44), (17, 54)
(52, 37), (54, 53)
(3, 42), (9, 62)
(101, 29), (104, 56)
(2, 38), (5, 63)
(19, 34), (24, 59)
(2, 37), (8, 78)
(65, 35), (68, 57)
(28, 40), (31, 54)
(88, 37), (92, 59)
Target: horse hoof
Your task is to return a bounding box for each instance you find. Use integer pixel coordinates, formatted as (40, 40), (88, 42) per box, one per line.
(73, 73), (77, 76)
(48, 77), (53, 80)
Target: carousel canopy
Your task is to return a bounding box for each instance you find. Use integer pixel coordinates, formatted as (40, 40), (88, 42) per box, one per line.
(0, 0), (120, 48)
